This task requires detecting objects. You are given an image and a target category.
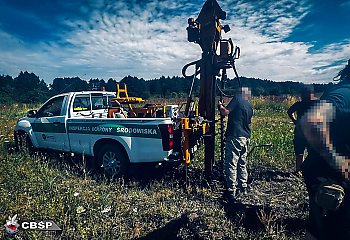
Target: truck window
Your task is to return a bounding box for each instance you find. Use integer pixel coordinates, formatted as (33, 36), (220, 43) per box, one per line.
(91, 94), (114, 110)
(36, 96), (65, 117)
(73, 95), (91, 112)
(73, 94), (115, 112)
(91, 95), (106, 110)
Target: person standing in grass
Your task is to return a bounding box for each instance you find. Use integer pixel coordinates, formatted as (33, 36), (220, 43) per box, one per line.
(287, 85), (316, 173)
(218, 87), (253, 202)
(300, 59), (350, 240)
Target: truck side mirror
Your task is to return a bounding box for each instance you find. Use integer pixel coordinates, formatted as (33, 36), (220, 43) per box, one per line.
(27, 110), (37, 118)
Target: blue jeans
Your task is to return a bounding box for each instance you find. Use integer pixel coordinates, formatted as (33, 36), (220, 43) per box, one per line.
(224, 136), (249, 193)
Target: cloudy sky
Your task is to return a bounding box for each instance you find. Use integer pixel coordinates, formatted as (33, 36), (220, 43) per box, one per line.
(0, 0), (349, 83)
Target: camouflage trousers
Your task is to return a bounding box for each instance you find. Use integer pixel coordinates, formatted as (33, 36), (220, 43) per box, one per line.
(224, 136), (250, 193)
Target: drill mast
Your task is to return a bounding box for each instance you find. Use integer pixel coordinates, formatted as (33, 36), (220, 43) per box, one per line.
(182, 0), (241, 176)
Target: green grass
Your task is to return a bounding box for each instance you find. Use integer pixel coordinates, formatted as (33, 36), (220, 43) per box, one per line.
(249, 96), (296, 169)
(0, 97), (307, 240)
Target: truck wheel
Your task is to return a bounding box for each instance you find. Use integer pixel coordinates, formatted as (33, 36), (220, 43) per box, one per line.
(15, 131), (34, 154)
(98, 144), (128, 179)
(26, 136), (35, 154)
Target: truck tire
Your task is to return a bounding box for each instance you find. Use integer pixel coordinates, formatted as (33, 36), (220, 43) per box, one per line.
(98, 144), (128, 179)
(15, 131), (35, 154)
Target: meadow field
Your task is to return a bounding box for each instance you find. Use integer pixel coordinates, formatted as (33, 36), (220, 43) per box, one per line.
(0, 96), (308, 240)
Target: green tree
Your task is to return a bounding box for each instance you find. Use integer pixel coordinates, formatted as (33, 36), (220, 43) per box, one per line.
(89, 78), (106, 90)
(106, 78), (117, 92)
(50, 77), (89, 94)
(0, 75), (15, 104)
(13, 71), (49, 103)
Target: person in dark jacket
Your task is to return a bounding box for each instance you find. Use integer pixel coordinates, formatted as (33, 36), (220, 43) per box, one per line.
(300, 59), (350, 240)
(218, 87), (253, 202)
(287, 85), (316, 173)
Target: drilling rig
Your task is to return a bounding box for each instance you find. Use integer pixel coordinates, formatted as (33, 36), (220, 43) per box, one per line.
(180, 0), (241, 177)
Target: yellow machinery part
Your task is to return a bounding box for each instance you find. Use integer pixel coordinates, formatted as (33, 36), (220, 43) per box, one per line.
(113, 83), (146, 117)
(115, 83), (145, 104)
(182, 118), (191, 164)
(113, 97), (145, 104)
(116, 83), (129, 98)
(195, 102), (199, 116)
(202, 122), (207, 135)
(216, 22), (222, 34)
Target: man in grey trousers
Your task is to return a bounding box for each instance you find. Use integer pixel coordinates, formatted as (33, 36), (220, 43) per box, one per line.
(218, 87), (253, 202)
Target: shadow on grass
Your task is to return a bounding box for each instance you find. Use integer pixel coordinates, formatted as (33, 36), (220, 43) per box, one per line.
(29, 150), (191, 189)
(221, 198), (307, 233)
(223, 200), (267, 230)
(220, 166), (307, 234)
(125, 162), (185, 188)
(135, 213), (190, 240)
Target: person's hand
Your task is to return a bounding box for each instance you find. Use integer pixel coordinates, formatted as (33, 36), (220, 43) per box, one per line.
(217, 101), (223, 111)
(294, 164), (302, 177)
(340, 159), (350, 180)
(293, 170), (303, 178)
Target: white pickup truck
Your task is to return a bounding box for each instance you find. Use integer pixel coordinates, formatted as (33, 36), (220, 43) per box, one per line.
(14, 91), (178, 178)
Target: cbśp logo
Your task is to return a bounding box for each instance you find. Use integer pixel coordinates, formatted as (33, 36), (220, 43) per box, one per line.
(4, 214), (62, 235)
(4, 214), (19, 235)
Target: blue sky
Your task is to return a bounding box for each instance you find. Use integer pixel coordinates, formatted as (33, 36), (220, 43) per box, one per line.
(0, 0), (349, 83)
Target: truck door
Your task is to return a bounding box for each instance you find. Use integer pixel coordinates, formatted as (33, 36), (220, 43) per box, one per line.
(67, 93), (114, 155)
(68, 94), (92, 154)
(32, 95), (70, 151)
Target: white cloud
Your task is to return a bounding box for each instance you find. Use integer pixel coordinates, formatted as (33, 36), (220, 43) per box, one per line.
(215, 0), (350, 82)
(56, 1), (201, 80)
(223, 26), (350, 82)
(0, 0), (349, 84)
(224, 0), (310, 40)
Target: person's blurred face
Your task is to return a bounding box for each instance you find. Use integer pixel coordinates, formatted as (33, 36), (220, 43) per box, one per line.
(240, 87), (251, 100)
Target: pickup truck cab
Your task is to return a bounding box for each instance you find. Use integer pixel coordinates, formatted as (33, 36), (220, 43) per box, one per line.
(15, 91), (176, 178)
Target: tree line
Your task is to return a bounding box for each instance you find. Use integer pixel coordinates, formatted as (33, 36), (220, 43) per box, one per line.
(0, 71), (334, 104)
